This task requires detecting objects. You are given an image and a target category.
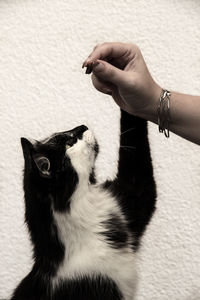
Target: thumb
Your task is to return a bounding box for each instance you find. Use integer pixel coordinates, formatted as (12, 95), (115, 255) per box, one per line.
(92, 60), (126, 86)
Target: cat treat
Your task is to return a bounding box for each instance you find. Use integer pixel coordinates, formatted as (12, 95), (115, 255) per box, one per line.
(85, 61), (94, 74)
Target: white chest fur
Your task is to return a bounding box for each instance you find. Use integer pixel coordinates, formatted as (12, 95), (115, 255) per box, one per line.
(53, 185), (137, 300)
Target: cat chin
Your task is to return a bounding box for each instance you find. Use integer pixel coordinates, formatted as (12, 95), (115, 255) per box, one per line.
(66, 129), (96, 177)
(82, 129), (96, 146)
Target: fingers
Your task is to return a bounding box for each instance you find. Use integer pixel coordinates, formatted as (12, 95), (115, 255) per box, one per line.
(91, 73), (127, 111)
(82, 42), (137, 68)
(91, 59), (128, 86)
(91, 74), (113, 95)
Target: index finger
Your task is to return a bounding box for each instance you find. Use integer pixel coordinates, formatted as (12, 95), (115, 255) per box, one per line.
(82, 42), (134, 68)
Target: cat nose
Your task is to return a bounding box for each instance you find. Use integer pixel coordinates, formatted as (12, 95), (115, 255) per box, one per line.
(64, 125), (88, 138)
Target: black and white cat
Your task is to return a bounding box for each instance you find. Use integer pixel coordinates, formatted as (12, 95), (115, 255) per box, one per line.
(11, 109), (156, 300)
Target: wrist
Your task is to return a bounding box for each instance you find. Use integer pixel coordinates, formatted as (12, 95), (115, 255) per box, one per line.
(137, 84), (162, 123)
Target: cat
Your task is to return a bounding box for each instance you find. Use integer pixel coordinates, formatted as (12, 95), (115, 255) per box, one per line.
(11, 109), (156, 300)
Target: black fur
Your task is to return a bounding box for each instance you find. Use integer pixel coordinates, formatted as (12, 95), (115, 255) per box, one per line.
(103, 110), (156, 250)
(11, 111), (156, 300)
(101, 213), (129, 249)
(11, 272), (122, 300)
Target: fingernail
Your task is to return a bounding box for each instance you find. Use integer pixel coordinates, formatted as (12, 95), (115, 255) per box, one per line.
(93, 61), (104, 72)
(82, 58), (92, 69)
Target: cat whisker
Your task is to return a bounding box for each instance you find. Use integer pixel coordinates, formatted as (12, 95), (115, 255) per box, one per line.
(120, 145), (136, 149)
(120, 145), (136, 153)
(120, 127), (135, 136)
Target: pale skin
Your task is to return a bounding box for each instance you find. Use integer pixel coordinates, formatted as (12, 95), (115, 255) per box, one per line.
(82, 42), (200, 145)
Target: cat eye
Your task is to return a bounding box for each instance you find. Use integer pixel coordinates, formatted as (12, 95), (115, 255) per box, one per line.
(66, 137), (77, 149)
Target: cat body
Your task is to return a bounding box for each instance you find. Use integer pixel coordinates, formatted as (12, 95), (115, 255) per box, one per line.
(11, 110), (156, 300)
(52, 185), (137, 300)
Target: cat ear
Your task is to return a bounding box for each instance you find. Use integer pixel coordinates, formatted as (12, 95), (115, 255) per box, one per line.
(21, 137), (35, 161)
(33, 155), (51, 178)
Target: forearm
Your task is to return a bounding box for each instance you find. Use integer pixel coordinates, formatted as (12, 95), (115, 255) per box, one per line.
(140, 91), (200, 145)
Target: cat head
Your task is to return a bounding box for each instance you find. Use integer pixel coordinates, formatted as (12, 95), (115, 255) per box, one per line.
(21, 125), (99, 212)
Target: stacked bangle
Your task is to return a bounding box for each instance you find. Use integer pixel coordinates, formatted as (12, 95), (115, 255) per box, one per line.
(157, 89), (171, 138)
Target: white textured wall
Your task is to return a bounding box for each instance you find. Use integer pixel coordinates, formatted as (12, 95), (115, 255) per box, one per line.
(0, 0), (200, 299)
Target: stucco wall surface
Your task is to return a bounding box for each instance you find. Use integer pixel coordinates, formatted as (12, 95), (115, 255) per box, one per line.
(0, 0), (200, 299)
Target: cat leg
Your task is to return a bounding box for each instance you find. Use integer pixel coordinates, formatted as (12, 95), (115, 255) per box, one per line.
(103, 109), (156, 249)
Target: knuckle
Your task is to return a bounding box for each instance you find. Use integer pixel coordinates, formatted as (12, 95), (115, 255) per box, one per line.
(132, 43), (140, 53)
(101, 42), (111, 48)
(122, 72), (135, 87)
(107, 66), (115, 77)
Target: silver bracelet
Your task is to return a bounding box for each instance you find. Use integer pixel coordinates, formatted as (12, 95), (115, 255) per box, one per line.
(157, 89), (171, 138)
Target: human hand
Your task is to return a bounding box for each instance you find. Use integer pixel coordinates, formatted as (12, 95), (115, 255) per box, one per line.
(82, 42), (161, 117)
